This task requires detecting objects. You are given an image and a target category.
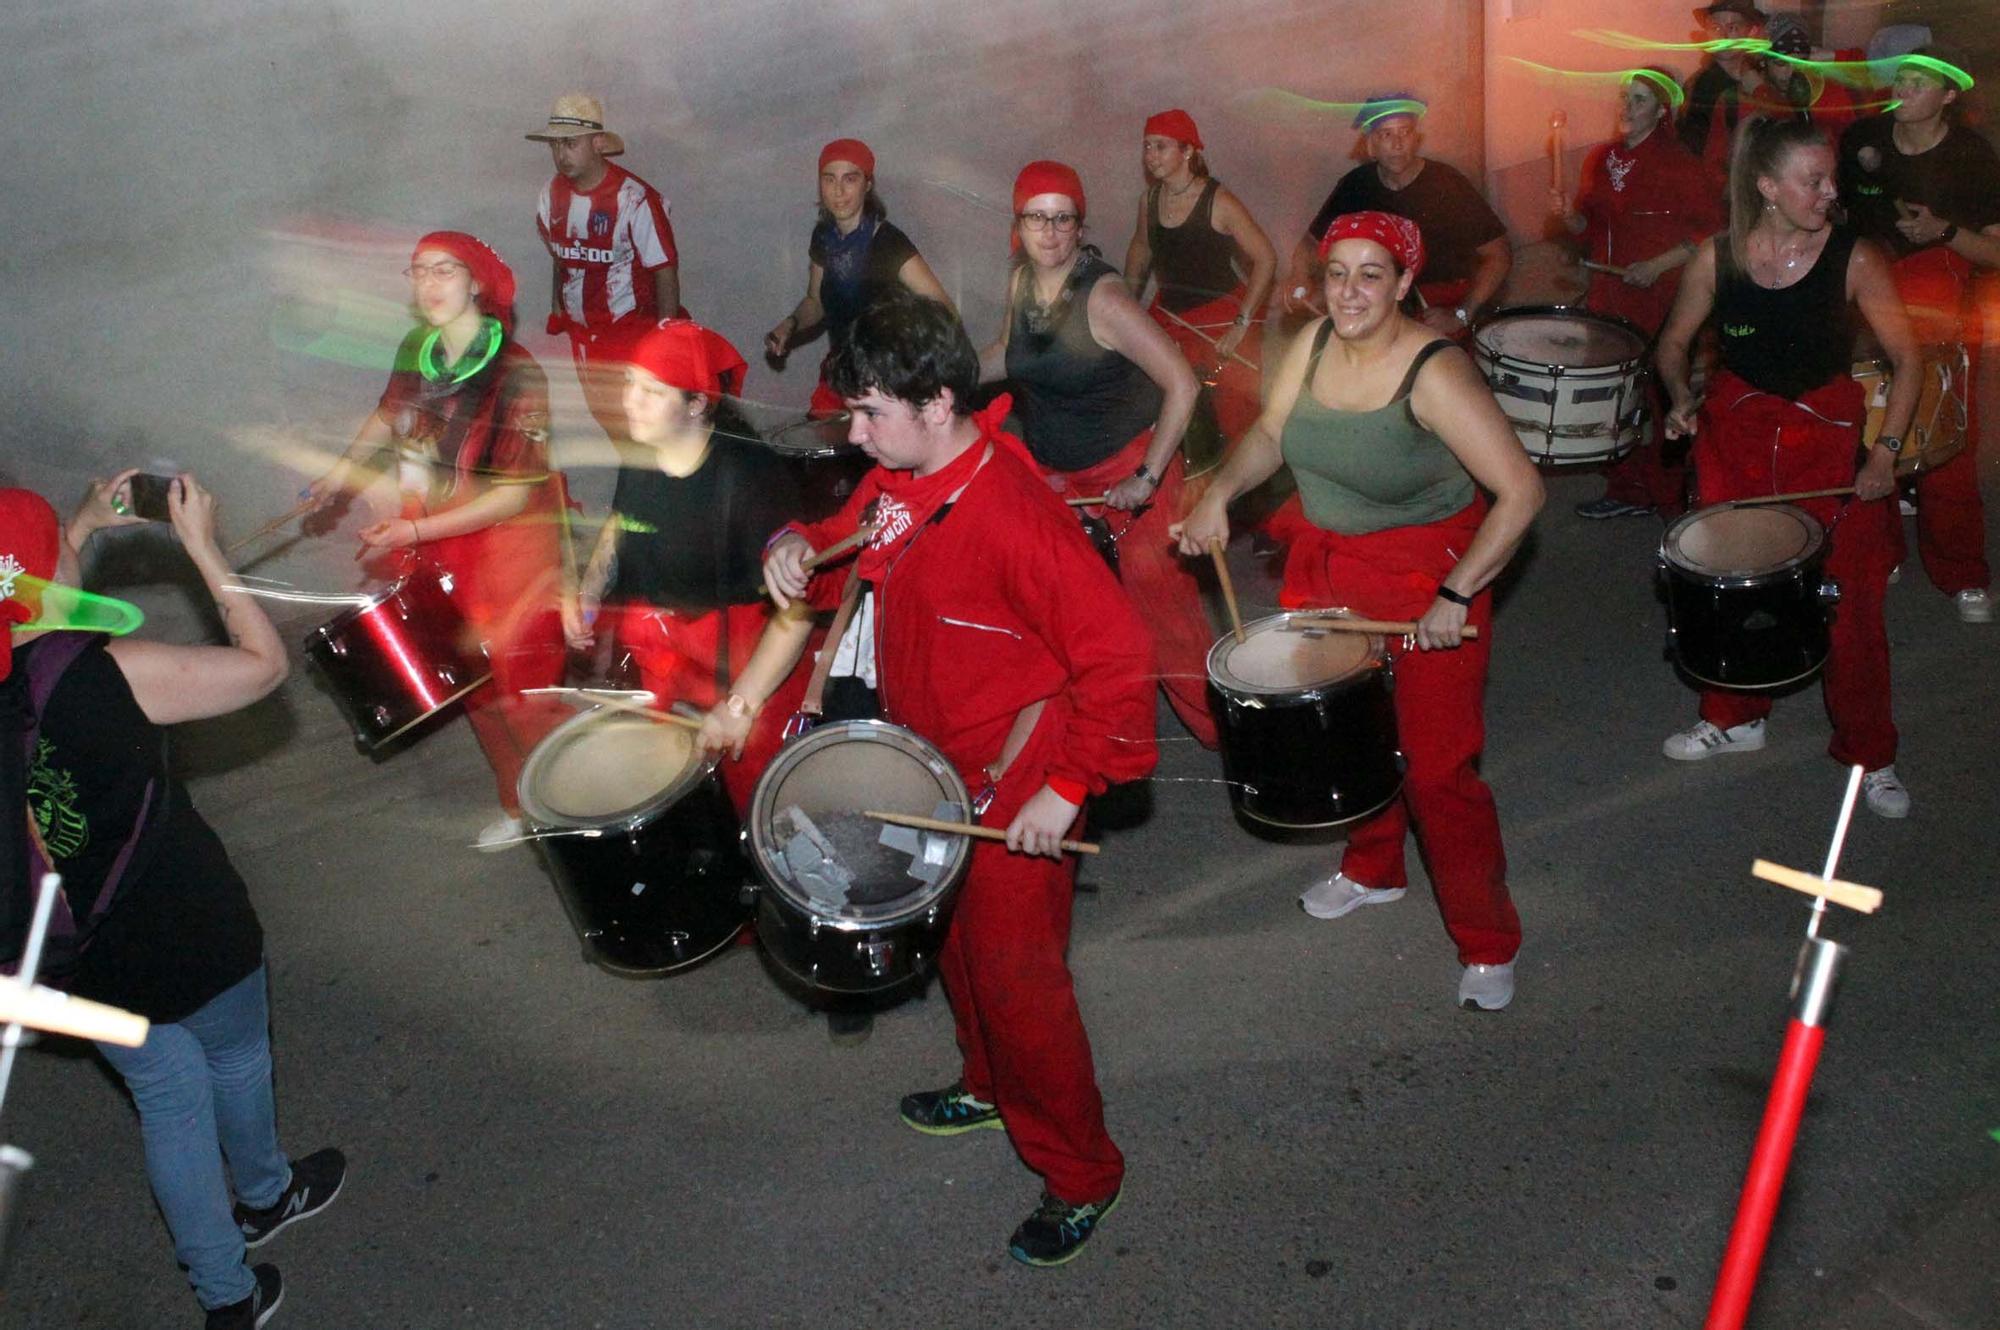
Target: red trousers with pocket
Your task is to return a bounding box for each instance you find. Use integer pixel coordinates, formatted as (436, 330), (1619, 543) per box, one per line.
(1279, 501), (1522, 967)
(1693, 370), (1898, 770)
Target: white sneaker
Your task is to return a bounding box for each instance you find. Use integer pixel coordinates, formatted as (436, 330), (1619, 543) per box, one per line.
(1299, 873), (1406, 919)
(1862, 766), (1910, 819)
(1956, 589), (1994, 623)
(476, 814), (526, 851)
(1459, 962), (1515, 1011)
(1898, 495), (1917, 516)
(1887, 563), (1902, 585)
(1662, 718), (1766, 761)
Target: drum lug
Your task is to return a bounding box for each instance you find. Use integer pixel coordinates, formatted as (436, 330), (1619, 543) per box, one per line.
(1819, 580), (1842, 605)
(370, 705), (393, 730)
(437, 570), (456, 596)
(857, 937), (895, 978)
(924, 904), (938, 929)
(808, 915), (822, 939)
(327, 635), (348, 657)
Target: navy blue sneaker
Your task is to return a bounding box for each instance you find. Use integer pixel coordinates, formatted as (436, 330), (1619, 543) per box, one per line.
(1008, 1189), (1121, 1267)
(236, 1148), (347, 1249)
(898, 1082), (1003, 1136)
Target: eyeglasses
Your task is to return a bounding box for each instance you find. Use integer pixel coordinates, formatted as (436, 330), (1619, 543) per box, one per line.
(1017, 211), (1081, 233)
(403, 261), (470, 283)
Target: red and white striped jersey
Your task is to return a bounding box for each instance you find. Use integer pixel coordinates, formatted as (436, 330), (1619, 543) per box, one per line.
(536, 162), (678, 331)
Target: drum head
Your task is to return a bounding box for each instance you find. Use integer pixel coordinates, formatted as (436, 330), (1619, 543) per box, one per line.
(1665, 504), (1825, 579)
(1476, 309), (1645, 369)
(768, 414), (857, 459)
(518, 708), (709, 828)
(1207, 612), (1384, 696)
(747, 720), (970, 926)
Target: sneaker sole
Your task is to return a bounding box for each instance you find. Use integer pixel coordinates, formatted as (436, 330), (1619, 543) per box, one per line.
(1300, 887), (1406, 920)
(1662, 737), (1766, 761)
(255, 1284), (284, 1330)
(899, 1112), (1005, 1137)
(243, 1167), (347, 1250)
(1009, 1192), (1122, 1267)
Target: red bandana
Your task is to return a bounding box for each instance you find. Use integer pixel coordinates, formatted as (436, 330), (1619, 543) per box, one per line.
(1316, 209), (1427, 282)
(414, 231), (518, 334)
(856, 397), (1023, 582)
(626, 318), (749, 399)
(819, 138), (875, 177)
(0, 488), (63, 683)
(1143, 108), (1203, 149)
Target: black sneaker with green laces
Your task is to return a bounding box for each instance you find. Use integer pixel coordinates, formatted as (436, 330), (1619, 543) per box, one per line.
(1008, 1189), (1121, 1267)
(897, 1081), (1003, 1135)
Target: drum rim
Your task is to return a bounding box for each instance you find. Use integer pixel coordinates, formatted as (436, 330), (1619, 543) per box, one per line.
(1205, 611), (1388, 697)
(516, 705), (717, 830)
(308, 563), (447, 636)
(1660, 502), (1827, 584)
(1472, 303), (1650, 375)
(767, 414), (863, 459)
(747, 718), (972, 927)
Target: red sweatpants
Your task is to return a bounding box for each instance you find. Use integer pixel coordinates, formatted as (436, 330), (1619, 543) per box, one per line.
(1888, 249), (1989, 595)
(609, 601), (814, 816)
(1279, 504), (1522, 966)
(1149, 289), (1264, 442)
(1693, 371), (1898, 770)
(1044, 431), (1220, 748)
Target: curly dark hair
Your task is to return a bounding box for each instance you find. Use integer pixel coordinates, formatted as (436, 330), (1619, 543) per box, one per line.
(823, 289), (978, 415)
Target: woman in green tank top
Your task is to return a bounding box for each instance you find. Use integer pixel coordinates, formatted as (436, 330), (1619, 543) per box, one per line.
(1173, 211), (1544, 1012)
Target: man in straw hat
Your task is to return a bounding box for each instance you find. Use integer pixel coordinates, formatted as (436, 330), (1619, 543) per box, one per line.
(528, 93), (683, 440)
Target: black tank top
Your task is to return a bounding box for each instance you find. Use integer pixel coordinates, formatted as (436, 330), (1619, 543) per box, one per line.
(1005, 252), (1164, 472)
(1147, 178), (1240, 312)
(1714, 228), (1856, 400)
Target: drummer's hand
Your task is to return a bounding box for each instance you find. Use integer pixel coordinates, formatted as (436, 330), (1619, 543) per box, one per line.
(1664, 391), (1703, 440)
(1413, 595), (1469, 651)
(165, 475), (224, 560)
(1418, 306), (1467, 337)
(560, 593), (596, 651)
(1169, 494), (1230, 558)
(697, 703), (755, 762)
(763, 318), (794, 361)
(1215, 323), (1249, 360)
(1006, 785), (1081, 859)
(1280, 276), (1321, 318)
(1854, 447), (1897, 503)
(357, 516), (421, 550)
(1105, 471), (1158, 512)
(76, 469), (148, 540)
(1894, 202), (1952, 247)
(762, 533), (813, 610)
(1547, 186), (1570, 219)
(1622, 255), (1666, 289)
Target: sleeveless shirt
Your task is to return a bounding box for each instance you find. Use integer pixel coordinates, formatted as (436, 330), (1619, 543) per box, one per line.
(1147, 179), (1240, 312)
(1005, 252), (1163, 472)
(1714, 227), (1857, 400)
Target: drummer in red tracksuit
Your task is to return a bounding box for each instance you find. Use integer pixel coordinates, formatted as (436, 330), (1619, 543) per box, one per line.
(1554, 68), (1723, 519)
(1656, 116), (1921, 818)
(753, 290), (1157, 1269)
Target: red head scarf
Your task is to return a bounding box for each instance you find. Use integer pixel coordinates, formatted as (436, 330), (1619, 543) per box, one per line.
(412, 231), (518, 333)
(819, 138), (875, 177)
(1316, 210), (1426, 281)
(1143, 108), (1203, 149)
(1013, 160), (1085, 219)
(0, 489), (63, 682)
(626, 318), (749, 400)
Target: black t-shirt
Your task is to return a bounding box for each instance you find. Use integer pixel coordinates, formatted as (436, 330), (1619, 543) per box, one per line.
(15, 634), (263, 1023)
(809, 218), (920, 348)
(607, 439), (802, 612)
(1306, 161), (1506, 287)
(1838, 116), (2000, 263)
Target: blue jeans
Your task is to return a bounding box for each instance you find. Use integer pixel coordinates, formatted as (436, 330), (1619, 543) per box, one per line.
(96, 965), (291, 1311)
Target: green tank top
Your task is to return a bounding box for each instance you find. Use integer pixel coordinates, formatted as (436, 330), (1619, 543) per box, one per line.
(1280, 325), (1475, 535)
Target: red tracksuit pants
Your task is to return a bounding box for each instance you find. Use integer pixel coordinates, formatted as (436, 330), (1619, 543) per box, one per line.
(1886, 248), (1988, 595)
(1043, 431), (1220, 748)
(1693, 370), (1898, 770)
(1279, 503), (1522, 966)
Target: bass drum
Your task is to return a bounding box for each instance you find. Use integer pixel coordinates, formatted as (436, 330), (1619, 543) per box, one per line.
(1207, 613), (1403, 830)
(517, 707), (750, 976)
(303, 560), (491, 752)
(1660, 503), (1836, 690)
(745, 720), (973, 993)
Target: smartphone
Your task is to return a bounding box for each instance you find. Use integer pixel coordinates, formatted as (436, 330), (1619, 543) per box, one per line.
(128, 472), (176, 522)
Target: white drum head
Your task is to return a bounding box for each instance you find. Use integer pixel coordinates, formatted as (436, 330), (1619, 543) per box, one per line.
(1477, 312), (1644, 369)
(1665, 504), (1824, 579)
(519, 709), (706, 828)
(1207, 613), (1383, 696)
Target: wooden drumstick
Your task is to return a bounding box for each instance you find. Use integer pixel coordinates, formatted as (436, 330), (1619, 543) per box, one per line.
(1750, 858), (1883, 914)
(225, 496), (319, 555)
(1580, 258), (1630, 279)
(1209, 538), (1246, 644)
(0, 978), (149, 1047)
(1550, 109), (1568, 193)
(1727, 486), (1856, 507)
(863, 809), (1100, 856)
(1066, 495), (1111, 507)
(1154, 304), (1259, 372)
(758, 521), (877, 598)
(534, 687), (705, 731)
(1288, 615), (1481, 640)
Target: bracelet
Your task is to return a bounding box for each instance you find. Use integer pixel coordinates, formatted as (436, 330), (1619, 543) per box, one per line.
(1436, 584), (1474, 607)
(1133, 464), (1160, 488)
(410, 518), (424, 542)
(1939, 223), (1959, 245)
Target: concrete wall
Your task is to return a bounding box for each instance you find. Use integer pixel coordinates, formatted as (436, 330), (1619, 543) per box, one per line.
(0, 0), (1482, 590)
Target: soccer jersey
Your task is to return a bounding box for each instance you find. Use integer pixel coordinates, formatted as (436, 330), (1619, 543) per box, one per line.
(537, 162), (679, 331)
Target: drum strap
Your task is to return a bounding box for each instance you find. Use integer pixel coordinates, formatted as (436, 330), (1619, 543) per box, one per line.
(712, 444), (735, 693)
(799, 567), (865, 719)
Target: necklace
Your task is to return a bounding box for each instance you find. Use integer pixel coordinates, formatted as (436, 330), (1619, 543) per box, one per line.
(1164, 173), (1200, 199)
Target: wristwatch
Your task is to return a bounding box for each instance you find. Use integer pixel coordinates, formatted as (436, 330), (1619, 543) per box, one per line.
(1876, 434), (1904, 456)
(1133, 464), (1160, 488)
(1938, 222), (1959, 245)
(724, 693), (758, 720)
(1453, 306), (1474, 328)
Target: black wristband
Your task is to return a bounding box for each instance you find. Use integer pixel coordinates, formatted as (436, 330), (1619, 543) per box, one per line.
(1939, 222), (1959, 245)
(1435, 584), (1474, 607)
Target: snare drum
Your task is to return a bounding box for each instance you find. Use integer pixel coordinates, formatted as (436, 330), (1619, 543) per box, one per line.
(1206, 613), (1403, 830)
(1660, 503), (1835, 690)
(768, 415), (874, 522)
(303, 561), (491, 751)
(1853, 349), (1968, 476)
(517, 707), (750, 975)
(1473, 306), (1650, 466)
(745, 720), (973, 993)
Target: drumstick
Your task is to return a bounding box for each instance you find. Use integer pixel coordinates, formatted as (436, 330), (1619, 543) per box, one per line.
(1580, 258), (1630, 279)
(1727, 486), (1856, 507)
(0, 978), (149, 1047)
(758, 521), (878, 598)
(1549, 109), (1568, 193)
(1209, 538), (1246, 645)
(1066, 495), (1110, 507)
(1288, 615), (1481, 640)
(862, 809), (1100, 856)
(1153, 304), (1259, 372)
(534, 687), (705, 731)
(225, 497), (318, 555)
(1750, 858), (1883, 915)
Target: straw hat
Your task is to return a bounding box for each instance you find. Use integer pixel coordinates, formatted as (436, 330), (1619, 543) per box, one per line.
(525, 94), (626, 155)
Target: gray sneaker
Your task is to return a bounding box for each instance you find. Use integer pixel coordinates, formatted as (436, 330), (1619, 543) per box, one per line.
(1299, 873), (1406, 919)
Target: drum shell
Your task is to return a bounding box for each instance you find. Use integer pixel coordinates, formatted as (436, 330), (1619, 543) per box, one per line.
(752, 891), (955, 994)
(1209, 657), (1404, 830)
(770, 437), (872, 524)
(303, 564), (491, 751)
(530, 770), (750, 977)
(1473, 305), (1650, 467)
(1660, 513), (1833, 691)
